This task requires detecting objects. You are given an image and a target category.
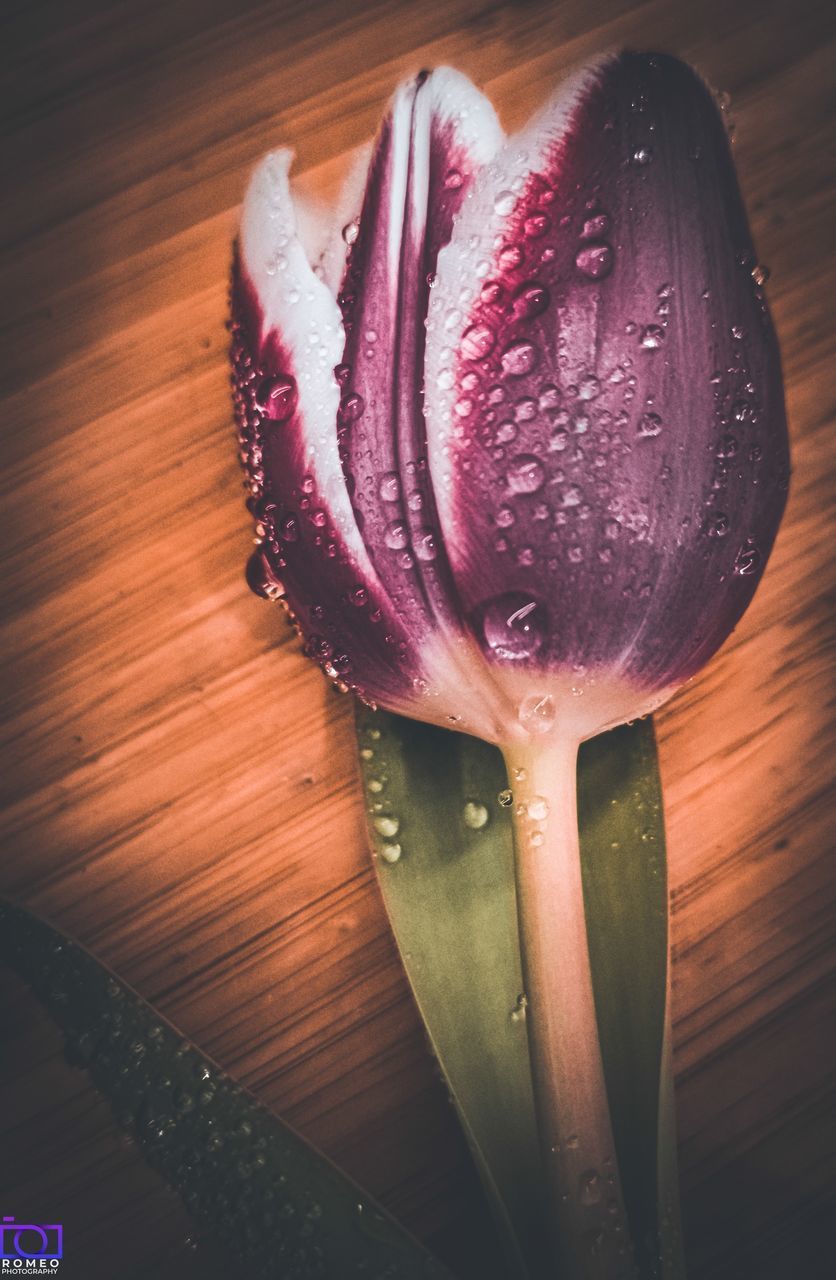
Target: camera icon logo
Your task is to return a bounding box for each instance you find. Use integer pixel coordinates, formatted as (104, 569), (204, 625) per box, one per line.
(0, 1217), (63, 1262)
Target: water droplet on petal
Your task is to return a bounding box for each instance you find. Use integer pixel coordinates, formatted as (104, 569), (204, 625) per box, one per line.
(578, 374), (600, 401)
(380, 842), (402, 863)
(245, 550), (284, 600)
(498, 788), (514, 808)
(539, 384), (561, 411)
(734, 539), (761, 575)
(637, 412), (663, 438)
(413, 528), (437, 561)
(379, 472), (401, 503)
(582, 213), (610, 239)
(639, 325), (665, 350)
(524, 211), (551, 238)
(257, 375), (297, 422)
(501, 340), (537, 377)
(482, 593), (548, 660)
(384, 521), (409, 550)
(342, 219), (360, 245)
(518, 693), (557, 735)
(575, 242), (614, 280)
(705, 512), (730, 538)
(278, 513), (299, 542)
(507, 454), (545, 495)
(444, 168), (463, 190)
(632, 146), (653, 165)
(716, 432), (738, 458)
(494, 190), (516, 216)
(339, 391), (365, 421)
(514, 281), (551, 318)
(461, 322), (497, 361)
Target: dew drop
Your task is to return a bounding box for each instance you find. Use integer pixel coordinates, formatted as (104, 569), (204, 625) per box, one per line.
(496, 504), (516, 528)
(575, 242), (614, 280)
(507, 454), (545, 495)
(342, 220), (360, 245)
(444, 168), (463, 190)
(632, 146), (653, 165)
(514, 281), (551, 318)
(639, 325), (665, 350)
(339, 391), (365, 421)
(482, 593), (548, 660)
(518, 692), (557, 735)
(413, 528), (437, 562)
(637, 412), (662, 438)
(461, 322), (496, 361)
(582, 213), (610, 239)
(751, 263), (770, 286)
(734, 539), (761, 575)
(526, 796), (549, 821)
(380, 842), (402, 864)
(579, 1171), (603, 1205)
(524, 211), (551, 238)
(373, 815), (400, 839)
(494, 190), (516, 216)
(384, 521), (409, 550)
(705, 512), (730, 538)
(245, 550), (284, 600)
(578, 374), (600, 401)
(499, 244), (524, 271)
(716, 432), (738, 458)
(257, 375), (297, 422)
(498, 788), (514, 807)
(501, 340), (537, 377)
(510, 994), (528, 1023)
(463, 801), (490, 831)
(379, 472), (401, 503)
(278, 513), (299, 542)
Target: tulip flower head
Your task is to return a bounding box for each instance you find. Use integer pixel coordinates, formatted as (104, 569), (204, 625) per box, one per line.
(231, 52), (788, 752)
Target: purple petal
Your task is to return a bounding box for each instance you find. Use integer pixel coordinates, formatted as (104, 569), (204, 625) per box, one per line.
(426, 53), (789, 699)
(336, 69), (502, 647)
(232, 138), (510, 738)
(232, 152), (426, 713)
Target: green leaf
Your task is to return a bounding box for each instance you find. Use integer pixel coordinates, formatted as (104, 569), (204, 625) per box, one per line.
(0, 898), (456, 1280)
(355, 711), (682, 1280)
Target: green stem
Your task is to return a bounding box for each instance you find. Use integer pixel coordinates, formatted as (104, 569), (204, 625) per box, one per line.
(503, 736), (638, 1280)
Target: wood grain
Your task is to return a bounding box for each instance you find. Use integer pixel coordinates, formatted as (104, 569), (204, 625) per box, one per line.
(1, 2), (834, 1277)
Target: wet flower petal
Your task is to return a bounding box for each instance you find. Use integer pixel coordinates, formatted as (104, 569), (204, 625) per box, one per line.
(426, 52), (788, 708)
(234, 53), (788, 744)
(337, 68), (502, 647)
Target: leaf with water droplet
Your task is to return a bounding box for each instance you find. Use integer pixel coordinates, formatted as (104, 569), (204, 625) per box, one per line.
(355, 710), (680, 1280)
(0, 899), (456, 1280)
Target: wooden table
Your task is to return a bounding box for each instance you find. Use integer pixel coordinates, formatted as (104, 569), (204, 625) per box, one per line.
(1, 2), (833, 1277)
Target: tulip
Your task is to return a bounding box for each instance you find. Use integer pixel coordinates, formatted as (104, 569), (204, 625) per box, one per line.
(230, 51), (788, 1278)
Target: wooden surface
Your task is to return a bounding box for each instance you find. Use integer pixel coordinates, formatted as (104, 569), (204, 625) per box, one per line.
(1, 2), (834, 1277)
